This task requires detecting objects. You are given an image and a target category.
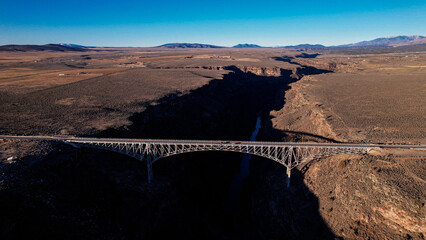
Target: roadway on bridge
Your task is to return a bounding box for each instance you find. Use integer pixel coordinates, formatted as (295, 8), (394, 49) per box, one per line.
(1, 135), (425, 150)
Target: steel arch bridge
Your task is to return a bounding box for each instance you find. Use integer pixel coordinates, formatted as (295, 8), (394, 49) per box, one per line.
(7, 135), (420, 187)
(72, 139), (376, 185)
(2, 135), (425, 187)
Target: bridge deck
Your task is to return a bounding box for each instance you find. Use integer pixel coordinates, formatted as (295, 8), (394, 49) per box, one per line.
(1, 135), (425, 149)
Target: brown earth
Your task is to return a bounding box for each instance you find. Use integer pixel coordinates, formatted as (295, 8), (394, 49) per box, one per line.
(0, 48), (299, 135)
(301, 153), (425, 239)
(0, 48), (238, 135)
(270, 53), (426, 144)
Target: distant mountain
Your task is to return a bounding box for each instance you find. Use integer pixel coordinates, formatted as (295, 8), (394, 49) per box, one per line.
(390, 38), (426, 46)
(233, 43), (263, 48)
(278, 44), (326, 50)
(59, 43), (94, 48)
(158, 43), (224, 48)
(339, 35), (425, 47)
(0, 44), (88, 52)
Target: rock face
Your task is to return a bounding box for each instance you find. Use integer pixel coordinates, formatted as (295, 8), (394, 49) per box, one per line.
(267, 75), (345, 142)
(237, 66), (283, 76)
(303, 154), (425, 239)
(155, 65), (292, 77)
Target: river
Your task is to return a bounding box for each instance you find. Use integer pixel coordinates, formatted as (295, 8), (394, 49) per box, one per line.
(223, 116), (261, 237)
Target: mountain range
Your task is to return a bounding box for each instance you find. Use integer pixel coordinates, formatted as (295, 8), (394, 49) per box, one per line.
(158, 35), (425, 49)
(159, 43), (224, 48)
(59, 43), (96, 48)
(279, 44), (326, 50)
(338, 35), (425, 47)
(1, 35), (425, 51)
(0, 44), (88, 52)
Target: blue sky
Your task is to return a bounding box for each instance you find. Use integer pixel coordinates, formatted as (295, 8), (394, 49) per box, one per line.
(1, 0), (425, 47)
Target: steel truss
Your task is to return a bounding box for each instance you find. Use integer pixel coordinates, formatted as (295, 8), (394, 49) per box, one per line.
(66, 139), (374, 187)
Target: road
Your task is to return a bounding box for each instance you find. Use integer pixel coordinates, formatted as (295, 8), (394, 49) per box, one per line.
(1, 135), (425, 150)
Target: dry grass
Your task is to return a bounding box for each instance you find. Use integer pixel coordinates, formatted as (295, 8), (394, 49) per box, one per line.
(310, 58), (426, 143)
(0, 66), (225, 135)
(271, 53), (426, 144)
(0, 51), (91, 63)
(0, 68), (127, 93)
(0, 48), (301, 135)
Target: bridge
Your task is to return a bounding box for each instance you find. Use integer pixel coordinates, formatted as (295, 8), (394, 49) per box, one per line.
(1, 135), (425, 187)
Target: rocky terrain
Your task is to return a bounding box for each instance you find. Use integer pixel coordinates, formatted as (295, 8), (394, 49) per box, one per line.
(303, 154), (425, 239)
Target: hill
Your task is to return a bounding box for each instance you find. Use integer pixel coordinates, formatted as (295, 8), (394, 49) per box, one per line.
(158, 43), (224, 48)
(391, 38), (426, 46)
(0, 44), (88, 52)
(233, 43), (263, 48)
(339, 35), (425, 47)
(59, 43), (95, 48)
(278, 44), (326, 50)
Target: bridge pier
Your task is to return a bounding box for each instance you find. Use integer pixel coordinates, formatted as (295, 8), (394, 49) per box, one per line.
(147, 156), (153, 184)
(286, 167), (291, 188)
(143, 145), (154, 184)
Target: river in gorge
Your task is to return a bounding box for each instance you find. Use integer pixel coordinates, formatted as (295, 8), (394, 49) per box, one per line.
(223, 116), (261, 238)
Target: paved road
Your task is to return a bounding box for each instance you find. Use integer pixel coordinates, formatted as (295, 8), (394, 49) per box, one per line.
(1, 135), (425, 150)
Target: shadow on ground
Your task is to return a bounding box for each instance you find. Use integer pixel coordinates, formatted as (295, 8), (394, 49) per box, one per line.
(0, 57), (337, 239)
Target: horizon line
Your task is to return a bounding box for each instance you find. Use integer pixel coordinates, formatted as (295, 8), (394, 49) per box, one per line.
(1, 34), (424, 48)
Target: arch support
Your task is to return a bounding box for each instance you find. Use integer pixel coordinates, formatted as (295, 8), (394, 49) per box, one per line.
(284, 147), (294, 188)
(286, 167), (291, 189)
(146, 154), (153, 184)
(65, 141), (372, 187)
(145, 144), (154, 184)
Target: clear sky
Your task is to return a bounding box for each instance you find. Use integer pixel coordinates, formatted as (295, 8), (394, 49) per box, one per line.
(1, 0), (425, 47)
